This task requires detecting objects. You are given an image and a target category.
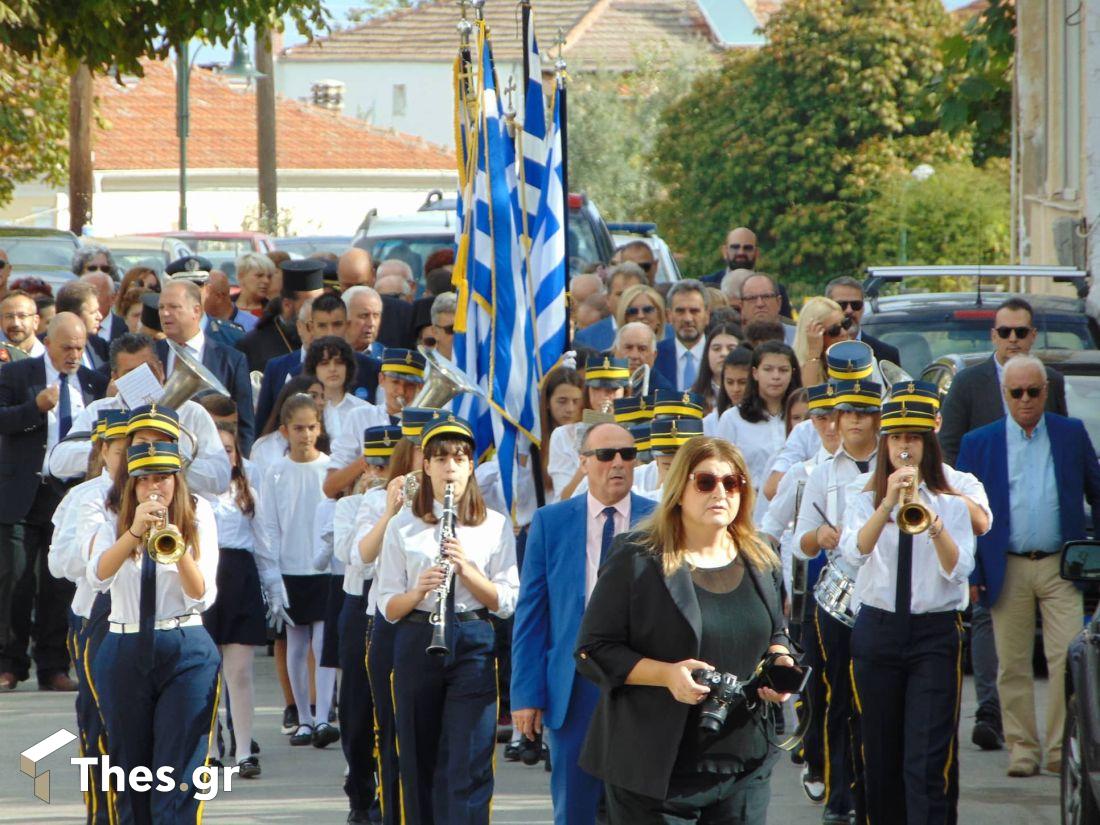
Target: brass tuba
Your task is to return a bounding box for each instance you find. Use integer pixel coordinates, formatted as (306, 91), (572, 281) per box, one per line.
(162, 340), (232, 467)
(896, 450), (933, 534)
(411, 347), (485, 409)
(145, 493), (186, 564)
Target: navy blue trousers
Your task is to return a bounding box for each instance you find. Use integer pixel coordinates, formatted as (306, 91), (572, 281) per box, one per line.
(339, 594), (377, 812)
(367, 609), (400, 825)
(815, 605), (855, 817)
(392, 616), (497, 825)
(851, 606), (962, 825)
(545, 675), (602, 825)
(71, 594), (113, 825)
(93, 625), (221, 825)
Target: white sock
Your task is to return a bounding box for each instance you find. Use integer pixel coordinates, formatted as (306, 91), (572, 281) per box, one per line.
(286, 624), (314, 727)
(221, 644), (256, 763)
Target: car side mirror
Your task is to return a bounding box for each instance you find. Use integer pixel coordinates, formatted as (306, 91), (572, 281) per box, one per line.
(1060, 540), (1100, 582)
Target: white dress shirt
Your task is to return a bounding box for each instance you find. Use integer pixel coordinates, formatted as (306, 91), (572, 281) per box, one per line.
(715, 406), (786, 498)
(765, 419), (821, 477)
(993, 356), (1010, 416)
(48, 396), (230, 497)
(42, 358), (86, 472)
(839, 486), (975, 614)
(631, 461), (661, 502)
(323, 393), (369, 447)
(585, 493), (631, 601)
(476, 456), (538, 528)
(312, 497), (344, 575)
(248, 431), (289, 480)
(49, 471), (111, 618)
(355, 488), (389, 613)
(760, 447), (833, 597)
(255, 453), (332, 576)
(165, 330), (205, 376)
(702, 409), (719, 438)
(674, 337), (707, 392)
(330, 403), (393, 470)
(97, 312), (118, 342)
(942, 464), (993, 536)
(334, 493), (372, 596)
(87, 496), (220, 622)
(376, 502), (518, 621)
(209, 483), (281, 591)
(547, 422), (587, 500)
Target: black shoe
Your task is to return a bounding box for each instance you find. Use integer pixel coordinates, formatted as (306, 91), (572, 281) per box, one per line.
(972, 718), (1004, 751)
(329, 705), (338, 723)
(290, 724), (314, 746)
(504, 742), (523, 762)
(822, 811), (849, 824)
(281, 705), (299, 735)
(347, 811), (371, 824)
(312, 722), (341, 748)
(237, 756), (261, 779)
(251, 738), (260, 755)
(206, 757), (224, 770)
(801, 765), (825, 803)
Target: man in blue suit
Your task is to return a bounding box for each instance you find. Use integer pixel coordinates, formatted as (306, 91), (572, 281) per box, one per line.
(512, 421), (655, 825)
(653, 279), (711, 391)
(956, 354), (1100, 777)
(574, 263), (646, 353)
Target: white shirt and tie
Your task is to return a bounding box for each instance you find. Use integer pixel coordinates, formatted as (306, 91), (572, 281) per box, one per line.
(42, 358), (85, 472)
(585, 493), (631, 602)
(165, 330), (206, 376)
(674, 337), (706, 391)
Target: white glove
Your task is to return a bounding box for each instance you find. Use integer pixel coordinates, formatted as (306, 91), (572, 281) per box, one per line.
(560, 350), (578, 371)
(264, 580), (295, 633)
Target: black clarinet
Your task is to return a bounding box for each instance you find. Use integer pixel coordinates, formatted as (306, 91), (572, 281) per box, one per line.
(426, 482), (457, 656)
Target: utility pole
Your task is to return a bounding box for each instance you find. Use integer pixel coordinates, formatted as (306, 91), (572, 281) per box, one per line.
(255, 25), (278, 235)
(68, 64), (93, 235)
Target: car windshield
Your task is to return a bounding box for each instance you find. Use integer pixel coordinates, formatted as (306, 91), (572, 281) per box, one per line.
(277, 238), (351, 257)
(866, 318), (1092, 376)
(112, 250), (168, 275)
(185, 239), (255, 257)
(366, 235), (455, 288)
(1065, 374), (1100, 452)
(567, 213), (601, 274)
(3, 237), (75, 268)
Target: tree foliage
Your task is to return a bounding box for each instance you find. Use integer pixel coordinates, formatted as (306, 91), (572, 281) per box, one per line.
(649, 0), (972, 291)
(0, 43), (68, 206)
(568, 43), (715, 223)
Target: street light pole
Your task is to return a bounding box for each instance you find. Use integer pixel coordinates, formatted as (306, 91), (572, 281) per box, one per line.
(176, 42), (190, 231)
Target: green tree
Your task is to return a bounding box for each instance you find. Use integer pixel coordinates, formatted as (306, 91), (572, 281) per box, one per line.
(0, 44), (68, 206)
(649, 0), (972, 290)
(568, 43), (715, 223)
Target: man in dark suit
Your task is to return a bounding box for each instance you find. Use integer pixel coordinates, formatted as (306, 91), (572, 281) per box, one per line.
(613, 321), (673, 394)
(653, 280), (711, 392)
(824, 276), (901, 366)
(939, 295), (1066, 753)
(574, 263), (646, 353)
(156, 279), (256, 454)
(956, 354), (1100, 776)
(80, 271), (128, 346)
(254, 293), (380, 430)
(512, 422), (656, 825)
(55, 280), (110, 371)
(0, 312), (107, 690)
(701, 226), (794, 317)
(236, 259), (325, 371)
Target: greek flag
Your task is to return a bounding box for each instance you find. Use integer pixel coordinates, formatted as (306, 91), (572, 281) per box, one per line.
(520, 3), (546, 234)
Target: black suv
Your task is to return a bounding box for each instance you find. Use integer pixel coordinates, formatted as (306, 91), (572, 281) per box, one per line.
(858, 266), (1100, 377)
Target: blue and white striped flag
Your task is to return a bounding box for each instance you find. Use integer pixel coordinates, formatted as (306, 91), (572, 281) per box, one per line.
(520, 3), (546, 235)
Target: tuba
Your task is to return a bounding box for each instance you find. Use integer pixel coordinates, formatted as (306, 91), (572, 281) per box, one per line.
(896, 450), (933, 534)
(145, 493), (186, 565)
(411, 347), (485, 409)
(162, 340), (232, 466)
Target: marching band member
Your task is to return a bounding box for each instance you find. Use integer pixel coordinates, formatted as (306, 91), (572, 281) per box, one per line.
(376, 415), (519, 825)
(49, 409), (129, 825)
(840, 399), (974, 824)
(255, 392), (336, 747)
(548, 355), (630, 501)
(202, 421), (278, 778)
(634, 391), (704, 499)
(793, 378), (882, 824)
(88, 434), (220, 825)
(636, 417), (706, 501)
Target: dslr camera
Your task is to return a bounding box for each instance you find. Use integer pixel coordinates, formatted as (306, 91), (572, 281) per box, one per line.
(691, 653), (810, 734)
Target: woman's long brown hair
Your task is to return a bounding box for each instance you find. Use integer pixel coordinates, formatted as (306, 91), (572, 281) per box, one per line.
(107, 451), (201, 559)
(216, 421), (255, 518)
(412, 436), (487, 526)
(866, 431), (955, 509)
(635, 436), (778, 575)
(384, 438), (419, 485)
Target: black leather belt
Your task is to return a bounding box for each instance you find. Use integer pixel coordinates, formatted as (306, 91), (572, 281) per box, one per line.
(404, 608), (489, 624)
(1014, 550), (1059, 560)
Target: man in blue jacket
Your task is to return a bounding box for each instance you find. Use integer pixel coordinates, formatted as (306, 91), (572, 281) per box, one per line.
(956, 354), (1100, 778)
(511, 421), (655, 825)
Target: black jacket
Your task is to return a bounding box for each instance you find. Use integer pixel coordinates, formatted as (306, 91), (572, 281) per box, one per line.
(574, 536), (789, 797)
(0, 356), (107, 523)
(377, 295), (415, 350)
(860, 331), (900, 367)
(938, 354), (1067, 464)
(235, 316), (300, 373)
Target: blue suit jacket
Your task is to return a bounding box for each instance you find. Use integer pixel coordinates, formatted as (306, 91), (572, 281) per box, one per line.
(255, 348), (381, 433)
(654, 337), (679, 391)
(956, 412), (1100, 608)
(511, 492), (656, 730)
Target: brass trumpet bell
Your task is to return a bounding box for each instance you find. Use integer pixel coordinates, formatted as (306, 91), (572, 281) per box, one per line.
(897, 450), (933, 535)
(145, 493), (187, 564)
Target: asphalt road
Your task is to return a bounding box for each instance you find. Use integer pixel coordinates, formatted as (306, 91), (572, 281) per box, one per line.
(0, 653), (1063, 824)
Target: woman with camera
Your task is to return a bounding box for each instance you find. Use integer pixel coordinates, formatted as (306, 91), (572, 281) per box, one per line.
(574, 436), (799, 823)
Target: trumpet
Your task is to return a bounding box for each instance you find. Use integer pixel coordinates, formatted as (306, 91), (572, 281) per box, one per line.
(426, 481), (457, 656)
(896, 450), (933, 535)
(145, 493), (186, 564)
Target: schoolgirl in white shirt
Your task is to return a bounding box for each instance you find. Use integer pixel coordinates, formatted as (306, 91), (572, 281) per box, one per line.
(250, 375), (326, 479)
(305, 335), (368, 446)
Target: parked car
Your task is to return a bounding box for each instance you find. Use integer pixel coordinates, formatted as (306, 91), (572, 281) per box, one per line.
(84, 235), (191, 279)
(141, 231), (275, 282)
(608, 221), (683, 284)
(1059, 540), (1100, 825)
(0, 226), (80, 292)
(273, 236), (353, 258)
(860, 265), (1099, 377)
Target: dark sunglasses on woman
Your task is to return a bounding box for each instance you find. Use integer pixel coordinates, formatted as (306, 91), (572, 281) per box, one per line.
(689, 471), (745, 495)
(824, 317), (854, 338)
(625, 304), (658, 318)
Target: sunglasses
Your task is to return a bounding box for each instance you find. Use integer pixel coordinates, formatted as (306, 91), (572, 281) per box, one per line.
(824, 317), (855, 337)
(421, 336), (438, 348)
(625, 304), (658, 318)
(581, 447), (638, 462)
(1007, 386), (1043, 399)
(837, 300), (864, 312)
(84, 264), (112, 274)
(689, 471), (745, 495)
(728, 244), (755, 252)
(995, 326), (1032, 340)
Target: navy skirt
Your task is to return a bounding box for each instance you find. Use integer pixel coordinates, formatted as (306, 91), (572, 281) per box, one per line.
(283, 573), (329, 626)
(203, 548), (268, 646)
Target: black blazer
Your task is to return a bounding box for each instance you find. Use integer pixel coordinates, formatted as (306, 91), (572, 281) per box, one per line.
(574, 536), (789, 798)
(156, 338), (256, 456)
(86, 334), (110, 371)
(938, 355), (1067, 464)
(0, 356), (107, 523)
(377, 295), (415, 350)
(861, 331), (900, 367)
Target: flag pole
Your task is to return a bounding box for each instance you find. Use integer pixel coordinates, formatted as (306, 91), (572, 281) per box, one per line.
(555, 31), (571, 352)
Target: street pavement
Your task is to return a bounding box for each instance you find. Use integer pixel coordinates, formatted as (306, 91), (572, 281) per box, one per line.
(0, 652), (1062, 824)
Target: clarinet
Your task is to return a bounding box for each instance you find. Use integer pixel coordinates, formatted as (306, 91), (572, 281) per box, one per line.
(426, 481), (457, 656)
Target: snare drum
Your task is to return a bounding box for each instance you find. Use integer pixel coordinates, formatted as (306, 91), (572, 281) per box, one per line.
(813, 561), (859, 628)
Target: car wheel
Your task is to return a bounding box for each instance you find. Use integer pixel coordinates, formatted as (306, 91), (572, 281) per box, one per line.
(1062, 695), (1100, 825)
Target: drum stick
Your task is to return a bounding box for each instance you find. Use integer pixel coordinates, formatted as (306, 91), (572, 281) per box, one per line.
(812, 503), (836, 530)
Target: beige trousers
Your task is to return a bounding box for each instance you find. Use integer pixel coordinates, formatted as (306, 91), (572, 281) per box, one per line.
(991, 554), (1082, 769)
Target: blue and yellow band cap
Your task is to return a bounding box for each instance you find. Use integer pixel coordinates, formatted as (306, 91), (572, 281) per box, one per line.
(628, 423), (652, 452)
(584, 355), (630, 387)
(830, 379), (882, 411)
(879, 400), (938, 434)
(649, 417), (704, 454)
(363, 425), (402, 462)
(826, 340), (874, 381)
(126, 441), (182, 476)
(381, 348), (426, 383)
(651, 389), (704, 420)
(101, 409), (131, 442)
(420, 414), (475, 452)
(889, 380), (941, 409)
(613, 395), (651, 424)
(399, 407), (437, 443)
(806, 383), (835, 414)
(126, 403), (181, 439)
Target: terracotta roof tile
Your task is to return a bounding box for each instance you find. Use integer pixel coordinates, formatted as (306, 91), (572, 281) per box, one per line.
(564, 0), (719, 70)
(92, 59), (453, 171)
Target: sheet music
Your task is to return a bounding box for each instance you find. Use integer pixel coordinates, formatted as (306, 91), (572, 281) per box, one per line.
(115, 363), (164, 408)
